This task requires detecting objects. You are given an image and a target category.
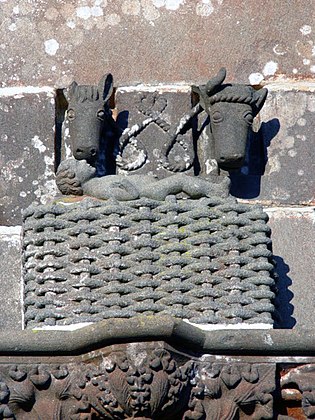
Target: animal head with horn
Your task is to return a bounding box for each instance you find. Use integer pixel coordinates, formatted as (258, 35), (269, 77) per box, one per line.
(193, 68), (268, 170)
(63, 74), (115, 165)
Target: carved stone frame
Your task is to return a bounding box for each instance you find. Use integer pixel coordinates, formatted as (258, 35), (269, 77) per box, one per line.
(0, 316), (313, 418)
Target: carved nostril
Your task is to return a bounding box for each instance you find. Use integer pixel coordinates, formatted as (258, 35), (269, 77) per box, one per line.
(90, 148), (97, 156)
(219, 157), (226, 162)
(76, 148), (84, 155)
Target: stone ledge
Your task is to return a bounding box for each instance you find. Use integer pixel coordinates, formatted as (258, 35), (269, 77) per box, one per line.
(0, 316), (315, 357)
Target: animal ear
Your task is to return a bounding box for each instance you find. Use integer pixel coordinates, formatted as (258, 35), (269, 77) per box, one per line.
(98, 73), (114, 103)
(192, 85), (207, 110)
(253, 88), (268, 116)
(64, 80), (78, 103)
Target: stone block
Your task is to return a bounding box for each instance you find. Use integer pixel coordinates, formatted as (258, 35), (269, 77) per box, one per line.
(231, 90), (315, 205)
(0, 92), (58, 225)
(266, 208), (315, 329)
(0, 226), (22, 330)
(0, 1), (314, 87)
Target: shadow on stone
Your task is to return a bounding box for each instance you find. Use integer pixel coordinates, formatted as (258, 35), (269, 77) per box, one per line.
(116, 109), (129, 131)
(54, 89), (68, 172)
(273, 255), (296, 329)
(229, 118), (280, 198)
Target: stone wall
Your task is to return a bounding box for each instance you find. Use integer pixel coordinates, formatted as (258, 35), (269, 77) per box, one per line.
(0, 0), (314, 329)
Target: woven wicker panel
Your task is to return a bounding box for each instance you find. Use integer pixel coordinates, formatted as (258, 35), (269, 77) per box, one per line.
(22, 195), (275, 328)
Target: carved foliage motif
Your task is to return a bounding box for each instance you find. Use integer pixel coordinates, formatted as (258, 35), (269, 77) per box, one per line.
(81, 348), (193, 419)
(0, 350), (278, 420)
(0, 364), (87, 419)
(185, 363), (275, 420)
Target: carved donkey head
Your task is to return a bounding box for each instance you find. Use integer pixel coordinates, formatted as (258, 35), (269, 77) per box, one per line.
(64, 74), (114, 164)
(193, 68), (268, 170)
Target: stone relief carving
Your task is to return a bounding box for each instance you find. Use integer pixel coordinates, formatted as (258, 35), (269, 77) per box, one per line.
(117, 92), (197, 173)
(192, 67), (268, 175)
(23, 69), (276, 329)
(59, 68), (268, 180)
(0, 363), (85, 419)
(84, 347), (193, 419)
(23, 194), (275, 328)
(64, 73), (116, 164)
(16, 69), (294, 419)
(55, 158), (229, 200)
(0, 343), (279, 420)
(185, 363), (275, 420)
(63, 73), (118, 177)
(1, 353), (314, 419)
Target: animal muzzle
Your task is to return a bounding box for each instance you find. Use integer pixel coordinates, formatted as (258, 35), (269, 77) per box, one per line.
(217, 154), (245, 170)
(74, 146), (98, 162)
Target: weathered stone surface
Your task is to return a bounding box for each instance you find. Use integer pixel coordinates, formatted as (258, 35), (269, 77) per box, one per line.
(0, 227), (22, 330)
(0, 1), (314, 87)
(266, 208), (315, 329)
(0, 92), (57, 225)
(231, 90), (315, 205)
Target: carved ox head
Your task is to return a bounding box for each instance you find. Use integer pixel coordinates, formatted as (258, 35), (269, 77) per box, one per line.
(64, 74), (114, 164)
(193, 68), (268, 170)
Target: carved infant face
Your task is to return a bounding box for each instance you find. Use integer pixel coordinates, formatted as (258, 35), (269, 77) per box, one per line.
(73, 159), (97, 184)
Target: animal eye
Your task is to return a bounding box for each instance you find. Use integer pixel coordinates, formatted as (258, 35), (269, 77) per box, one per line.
(67, 109), (75, 120)
(244, 111), (253, 125)
(97, 109), (105, 119)
(212, 110), (223, 123)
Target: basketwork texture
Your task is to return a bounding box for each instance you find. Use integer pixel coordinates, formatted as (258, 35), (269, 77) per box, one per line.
(23, 194), (275, 328)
